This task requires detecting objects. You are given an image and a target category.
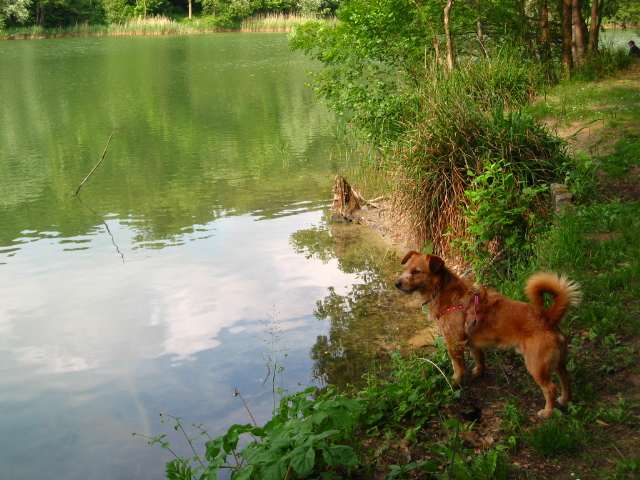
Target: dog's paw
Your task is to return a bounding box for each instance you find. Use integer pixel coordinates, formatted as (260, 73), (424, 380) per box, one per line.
(557, 396), (571, 406)
(472, 367), (484, 377)
(537, 409), (553, 419)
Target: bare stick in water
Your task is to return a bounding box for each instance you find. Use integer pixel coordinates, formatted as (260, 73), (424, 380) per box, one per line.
(74, 125), (118, 196)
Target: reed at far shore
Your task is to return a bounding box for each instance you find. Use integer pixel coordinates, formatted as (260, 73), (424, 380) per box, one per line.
(0, 14), (337, 40)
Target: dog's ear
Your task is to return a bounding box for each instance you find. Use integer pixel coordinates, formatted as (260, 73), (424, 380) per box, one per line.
(427, 254), (445, 273)
(401, 251), (420, 265)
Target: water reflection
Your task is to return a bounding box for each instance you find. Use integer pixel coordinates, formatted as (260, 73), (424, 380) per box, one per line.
(291, 213), (430, 388)
(0, 33), (339, 253)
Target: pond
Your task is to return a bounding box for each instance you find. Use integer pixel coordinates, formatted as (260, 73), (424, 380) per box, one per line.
(0, 33), (423, 479)
(601, 26), (640, 46)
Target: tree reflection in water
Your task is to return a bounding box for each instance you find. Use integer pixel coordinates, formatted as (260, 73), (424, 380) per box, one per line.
(290, 212), (433, 389)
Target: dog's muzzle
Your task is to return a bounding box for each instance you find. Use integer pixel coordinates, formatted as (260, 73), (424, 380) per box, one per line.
(395, 280), (414, 292)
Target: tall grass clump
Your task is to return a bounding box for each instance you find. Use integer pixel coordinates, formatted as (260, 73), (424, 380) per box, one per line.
(0, 13), (338, 39)
(0, 16), (201, 38)
(107, 16), (192, 35)
(386, 57), (569, 276)
(241, 14), (337, 32)
(461, 46), (549, 109)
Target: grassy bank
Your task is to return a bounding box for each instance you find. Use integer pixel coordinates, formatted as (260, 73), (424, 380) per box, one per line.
(0, 14), (337, 40)
(137, 65), (639, 479)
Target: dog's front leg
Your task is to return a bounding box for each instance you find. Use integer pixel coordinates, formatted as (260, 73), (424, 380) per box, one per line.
(470, 346), (485, 377)
(439, 318), (468, 383)
(447, 340), (467, 383)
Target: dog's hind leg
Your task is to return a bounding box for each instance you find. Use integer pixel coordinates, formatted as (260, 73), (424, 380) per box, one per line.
(523, 348), (558, 419)
(529, 368), (557, 418)
(555, 341), (572, 406)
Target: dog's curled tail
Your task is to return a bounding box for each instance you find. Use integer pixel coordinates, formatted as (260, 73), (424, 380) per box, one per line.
(525, 272), (581, 326)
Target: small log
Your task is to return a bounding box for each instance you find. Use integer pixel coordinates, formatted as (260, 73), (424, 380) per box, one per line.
(332, 174), (360, 222)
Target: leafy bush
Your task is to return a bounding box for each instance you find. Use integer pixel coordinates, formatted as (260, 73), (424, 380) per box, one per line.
(454, 159), (549, 281)
(147, 387), (362, 479)
(236, 389), (361, 479)
(289, 0), (436, 140)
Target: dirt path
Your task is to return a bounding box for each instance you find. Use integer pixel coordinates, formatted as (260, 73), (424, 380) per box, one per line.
(547, 61), (640, 155)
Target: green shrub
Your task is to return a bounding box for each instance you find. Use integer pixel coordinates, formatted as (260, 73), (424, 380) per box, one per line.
(147, 387), (363, 479)
(454, 159), (549, 281)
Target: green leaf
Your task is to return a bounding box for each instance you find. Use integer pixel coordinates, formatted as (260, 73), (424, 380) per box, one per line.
(230, 464), (255, 480)
(290, 446), (316, 476)
(260, 459), (287, 480)
(322, 445), (359, 467)
(311, 430), (341, 442)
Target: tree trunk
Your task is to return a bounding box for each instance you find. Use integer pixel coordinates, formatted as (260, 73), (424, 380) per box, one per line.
(476, 0), (488, 58)
(444, 0), (455, 72)
(188, 0), (193, 19)
(572, 0), (585, 63)
(588, 0), (599, 51)
(539, 0), (551, 61)
(518, 0), (527, 39)
(562, 0), (573, 72)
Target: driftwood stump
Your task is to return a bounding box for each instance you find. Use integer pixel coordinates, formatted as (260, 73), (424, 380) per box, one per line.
(550, 183), (574, 213)
(332, 174), (360, 222)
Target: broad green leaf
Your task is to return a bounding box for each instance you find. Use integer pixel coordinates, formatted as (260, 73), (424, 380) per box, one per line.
(260, 459), (287, 480)
(322, 445), (359, 467)
(290, 446), (316, 476)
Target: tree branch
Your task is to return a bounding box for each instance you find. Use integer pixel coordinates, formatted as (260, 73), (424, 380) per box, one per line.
(74, 125), (118, 196)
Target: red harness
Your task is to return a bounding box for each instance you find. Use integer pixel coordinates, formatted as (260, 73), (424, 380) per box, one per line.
(435, 304), (466, 320)
(435, 292), (480, 325)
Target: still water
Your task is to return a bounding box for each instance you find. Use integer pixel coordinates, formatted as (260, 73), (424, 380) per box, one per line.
(0, 33), (420, 479)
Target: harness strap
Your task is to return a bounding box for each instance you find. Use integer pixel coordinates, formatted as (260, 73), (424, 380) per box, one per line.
(435, 291), (481, 322)
(473, 291), (479, 326)
(435, 304), (466, 320)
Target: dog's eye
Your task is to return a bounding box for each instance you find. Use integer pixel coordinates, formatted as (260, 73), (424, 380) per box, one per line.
(412, 269), (421, 275)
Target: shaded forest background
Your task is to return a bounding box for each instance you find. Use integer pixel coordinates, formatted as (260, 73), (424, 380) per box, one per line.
(0, 0), (638, 42)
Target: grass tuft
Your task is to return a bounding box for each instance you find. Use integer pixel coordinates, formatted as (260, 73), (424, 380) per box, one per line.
(525, 411), (586, 456)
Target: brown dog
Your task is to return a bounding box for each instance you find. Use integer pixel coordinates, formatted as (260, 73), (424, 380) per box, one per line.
(395, 251), (581, 419)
